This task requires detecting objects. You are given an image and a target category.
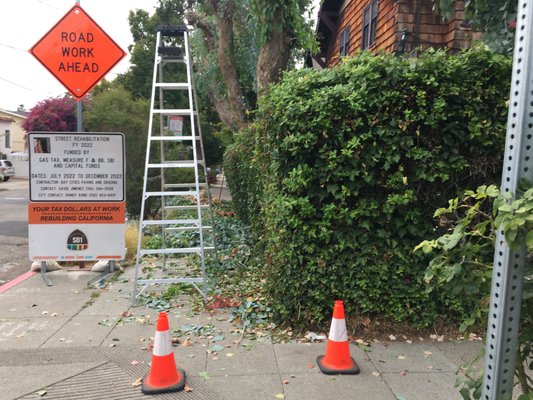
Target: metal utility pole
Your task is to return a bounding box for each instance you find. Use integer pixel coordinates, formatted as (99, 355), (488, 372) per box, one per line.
(481, 0), (533, 399)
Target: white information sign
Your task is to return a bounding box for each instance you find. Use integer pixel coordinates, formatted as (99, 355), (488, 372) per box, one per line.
(29, 132), (124, 202)
(28, 132), (126, 261)
(168, 116), (183, 135)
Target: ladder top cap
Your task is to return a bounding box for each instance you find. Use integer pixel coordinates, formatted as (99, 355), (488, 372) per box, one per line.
(157, 25), (189, 36)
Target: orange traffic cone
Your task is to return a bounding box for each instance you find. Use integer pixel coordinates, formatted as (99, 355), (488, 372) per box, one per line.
(142, 311), (186, 394)
(317, 300), (360, 375)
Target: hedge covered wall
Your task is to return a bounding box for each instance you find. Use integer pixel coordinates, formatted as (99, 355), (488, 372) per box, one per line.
(224, 48), (511, 328)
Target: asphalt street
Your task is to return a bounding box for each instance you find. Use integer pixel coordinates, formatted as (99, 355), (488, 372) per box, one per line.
(0, 178), (29, 285)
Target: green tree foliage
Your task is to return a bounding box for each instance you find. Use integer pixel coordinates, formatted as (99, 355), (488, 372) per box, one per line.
(225, 47), (512, 328)
(116, 1), (188, 99)
(187, 0), (316, 130)
(432, 0), (518, 53)
(83, 86), (149, 217)
(416, 183), (533, 398)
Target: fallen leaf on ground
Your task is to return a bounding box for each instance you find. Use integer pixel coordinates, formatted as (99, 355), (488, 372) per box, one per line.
(400, 370), (407, 376)
(41, 311), (48, 315)
(37, 390), (47, 396)
(372, 371), (380, 377)
(131, 360), (140, 366)
(306, 363), (315, 369)
(405, 340), (412, 344)
(429, 334), (438, 340)
(51, 313), (58, 317)
(427, 365), (433, 370)
(209, 344), (224, 352)
(132, 378), (142, 387)
(199, 371), (210, 380)
(389, 335), (397, 341)
(423, 351), (433, 357)
(182, 337), (193, 347)
(184, 384), (193, 392)
(283, 380), (289, 384)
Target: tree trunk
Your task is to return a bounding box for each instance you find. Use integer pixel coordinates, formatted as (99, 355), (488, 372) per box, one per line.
(212, 0), (248, 129)
(187, 12), (244, 131)
(256, 8), (292, 97)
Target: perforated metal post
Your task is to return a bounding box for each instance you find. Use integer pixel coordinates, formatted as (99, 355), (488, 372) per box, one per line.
(481, 1), (533, 399)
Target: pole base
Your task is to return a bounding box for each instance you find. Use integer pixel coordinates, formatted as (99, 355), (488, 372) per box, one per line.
(141, 368), (186, 395)
(316, 355), (360, 375)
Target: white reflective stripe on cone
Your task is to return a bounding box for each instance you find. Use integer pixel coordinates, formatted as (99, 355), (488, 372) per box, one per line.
(153, 330), (173, 356)
(328, 317), (348, 342)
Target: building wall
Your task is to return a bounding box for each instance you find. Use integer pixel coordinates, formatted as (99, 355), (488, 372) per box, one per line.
(0, 120), (12, 154)
(0, 110), (27, 153)
(324, 0), (480, 67)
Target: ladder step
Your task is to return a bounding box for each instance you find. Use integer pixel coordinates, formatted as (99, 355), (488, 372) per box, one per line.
(140, 247), (215, 255)
(164, 205), (209, 210)
(142, 219), (200, 226)
(165, 226), (212, 231)
(145, 191), (198, 197)
(153, 109), (197, 116)
(164, 183), (208, 188)
(158, 47), (183, 58)
(150, 136), (197, 141)
(155, 83), (189, 90)
(148, 162), (202, 168)
(157, 25), (188, 36)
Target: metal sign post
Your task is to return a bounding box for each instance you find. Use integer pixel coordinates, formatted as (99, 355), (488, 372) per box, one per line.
(481, 0), (533, 398)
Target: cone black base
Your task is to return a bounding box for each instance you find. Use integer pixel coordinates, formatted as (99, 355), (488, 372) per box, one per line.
(316, 355), (360, 375)
(141, 368), (186, 395)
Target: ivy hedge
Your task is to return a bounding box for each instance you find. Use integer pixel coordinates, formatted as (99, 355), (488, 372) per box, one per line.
(224, 48), (512, 328)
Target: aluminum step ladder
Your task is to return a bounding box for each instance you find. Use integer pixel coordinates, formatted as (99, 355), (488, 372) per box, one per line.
(132, 25), (215, 303)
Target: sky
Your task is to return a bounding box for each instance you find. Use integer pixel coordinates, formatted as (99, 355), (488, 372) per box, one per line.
(0, 0), (321, 112)
(0, 0), (159, 111)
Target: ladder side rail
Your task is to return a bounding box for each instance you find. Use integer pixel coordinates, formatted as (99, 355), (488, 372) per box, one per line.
(184, 29), (207, 299)
(188, 45), (219, 257)
(132, 31), (164, 303)
(158, 60), (168, 270)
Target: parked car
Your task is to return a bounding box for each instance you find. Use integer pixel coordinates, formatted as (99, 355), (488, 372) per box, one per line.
(0, 160), (15, 181)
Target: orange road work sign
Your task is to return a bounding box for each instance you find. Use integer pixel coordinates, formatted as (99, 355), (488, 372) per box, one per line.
(29, 4), (126, 100)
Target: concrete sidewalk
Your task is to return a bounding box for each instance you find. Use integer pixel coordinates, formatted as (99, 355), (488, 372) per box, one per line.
(0, 267), (486, 400)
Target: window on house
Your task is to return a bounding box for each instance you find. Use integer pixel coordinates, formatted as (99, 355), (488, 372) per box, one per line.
(4, 130), (10, 149)
(362, 0), (379, 50)
(339, 26), (350, 57)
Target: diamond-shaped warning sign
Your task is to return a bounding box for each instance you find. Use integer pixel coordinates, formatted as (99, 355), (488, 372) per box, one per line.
(30, 5), (126, 100)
